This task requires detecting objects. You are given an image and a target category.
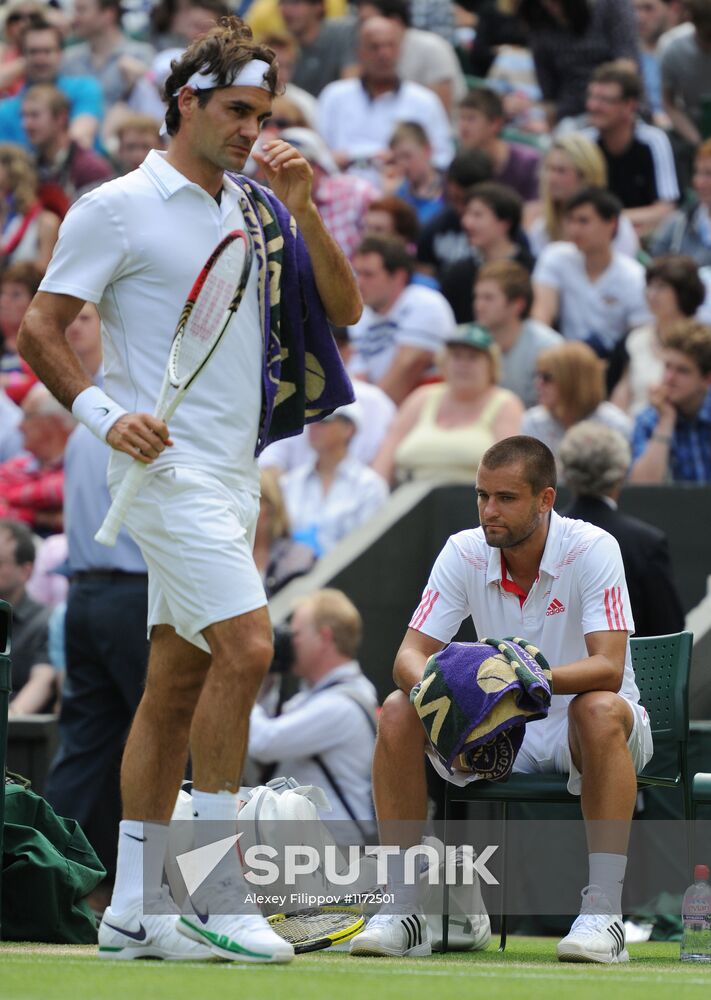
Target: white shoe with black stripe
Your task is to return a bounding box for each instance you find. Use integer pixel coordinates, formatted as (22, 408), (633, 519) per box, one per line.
(350, 912), (432, 957)
(557, 886), (629, 964)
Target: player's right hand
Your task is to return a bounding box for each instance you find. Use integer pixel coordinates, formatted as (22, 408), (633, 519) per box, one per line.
(106, 412), (173, 464)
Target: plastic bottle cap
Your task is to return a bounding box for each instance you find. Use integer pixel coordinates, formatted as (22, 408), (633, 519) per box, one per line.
(694, 864), (710, 881)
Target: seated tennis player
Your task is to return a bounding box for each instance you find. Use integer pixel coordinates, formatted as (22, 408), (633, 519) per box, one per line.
(351, 436), (652, 965)
(18, 17), (361, 963)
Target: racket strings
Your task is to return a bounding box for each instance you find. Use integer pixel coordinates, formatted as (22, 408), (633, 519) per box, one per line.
(271, 910), (359, 944)
(171, 240), (249, 383)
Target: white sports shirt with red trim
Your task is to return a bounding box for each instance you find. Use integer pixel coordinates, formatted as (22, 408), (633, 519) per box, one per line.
(409, 510), (641, 735)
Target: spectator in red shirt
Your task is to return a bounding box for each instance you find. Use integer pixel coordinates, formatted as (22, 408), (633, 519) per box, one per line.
(0, 382), (74, 533)
(22, 83), (114, 217)
(0, 141), (59, 270)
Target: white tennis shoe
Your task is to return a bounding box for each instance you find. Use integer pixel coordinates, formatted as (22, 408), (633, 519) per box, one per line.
(98, 891), (213, 961)
(350, 912), (432, 957)
(557, 885), (629, 964)
(178, 877), (294, 963)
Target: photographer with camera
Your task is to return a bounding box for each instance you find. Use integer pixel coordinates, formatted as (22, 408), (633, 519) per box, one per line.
(248, 589), (378, 839)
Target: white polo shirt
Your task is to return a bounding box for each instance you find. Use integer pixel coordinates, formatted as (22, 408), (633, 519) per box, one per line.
(533, 241), (650, 352)
(280, 455), (389, 556)
(409, 511), (641, 748)
(317, 78), (454, 171)
(40, 150), (263, 494)
(348, 283), (456, 384)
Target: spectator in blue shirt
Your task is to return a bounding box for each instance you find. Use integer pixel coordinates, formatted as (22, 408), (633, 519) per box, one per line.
(630, 320), (711, 483)
(0, 18), (103, 150)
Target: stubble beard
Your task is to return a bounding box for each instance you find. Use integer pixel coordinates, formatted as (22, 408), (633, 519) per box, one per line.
(483, 509), (541, 551)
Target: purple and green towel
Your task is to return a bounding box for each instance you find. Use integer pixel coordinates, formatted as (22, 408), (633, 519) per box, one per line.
(410, 637), (553, 781)
(229, 175), (355, 455)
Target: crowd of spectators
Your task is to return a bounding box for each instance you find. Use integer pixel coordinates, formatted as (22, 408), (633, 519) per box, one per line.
(0, 0), (709, 844)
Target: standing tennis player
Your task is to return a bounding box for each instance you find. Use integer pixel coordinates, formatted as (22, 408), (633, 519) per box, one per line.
(351, 436), (652, 964)
(18, 18), (360, 963)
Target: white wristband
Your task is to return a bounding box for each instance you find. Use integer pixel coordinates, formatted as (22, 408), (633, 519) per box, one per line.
(71, 385), (128, 442)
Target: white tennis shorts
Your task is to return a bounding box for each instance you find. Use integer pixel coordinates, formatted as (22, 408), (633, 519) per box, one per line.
(428, 699), (653, 795)
(118, 465), (267, 651)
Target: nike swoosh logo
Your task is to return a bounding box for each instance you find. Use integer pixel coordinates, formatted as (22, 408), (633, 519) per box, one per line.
(124, 833), (147, 842)
(95, 406), (110, 415)
(104, 920), (147, 941)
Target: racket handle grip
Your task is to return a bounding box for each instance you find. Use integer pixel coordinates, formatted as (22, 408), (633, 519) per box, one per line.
(94, 460), (148, 547)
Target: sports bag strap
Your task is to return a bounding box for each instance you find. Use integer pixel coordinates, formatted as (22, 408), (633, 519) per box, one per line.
(310, 753), (372, 842)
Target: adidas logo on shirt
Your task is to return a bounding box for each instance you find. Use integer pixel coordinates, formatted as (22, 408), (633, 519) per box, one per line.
(546, 598), (566, 616)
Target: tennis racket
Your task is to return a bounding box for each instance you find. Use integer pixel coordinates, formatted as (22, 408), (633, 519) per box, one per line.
(94, 229), (253, 547)
(267, 907), (366, 954)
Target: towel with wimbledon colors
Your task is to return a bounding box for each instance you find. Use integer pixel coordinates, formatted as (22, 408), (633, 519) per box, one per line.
(410, 637), (553, 780)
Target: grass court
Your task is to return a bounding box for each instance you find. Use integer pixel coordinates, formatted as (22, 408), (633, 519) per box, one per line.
(2, 937), (709, 1000)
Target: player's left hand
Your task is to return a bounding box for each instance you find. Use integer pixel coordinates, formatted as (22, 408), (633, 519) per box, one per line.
(253, 140), (314, 217)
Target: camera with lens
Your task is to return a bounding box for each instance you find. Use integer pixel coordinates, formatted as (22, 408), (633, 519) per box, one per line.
(270, 622), (294, 674)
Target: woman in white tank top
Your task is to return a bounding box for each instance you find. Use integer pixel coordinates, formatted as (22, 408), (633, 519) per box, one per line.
(372, 323), (524, 485)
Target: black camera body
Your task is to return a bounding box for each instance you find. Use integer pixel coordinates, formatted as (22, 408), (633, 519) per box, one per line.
(270, 623), (294, 674)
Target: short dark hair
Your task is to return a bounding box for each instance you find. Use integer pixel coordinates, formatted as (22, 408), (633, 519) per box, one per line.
(480, 436), (557, 494)
(20, 16), (63, 52)
(0, 518), (35, 565)
(564, 185), (622, 221)
(459, 87), (505, 122)
(355, 235), (414, 279)
(446, 148), (493, 188)
(466, 181), (523, 234)
(357, 0), (410, 26)
(591, 60), (642, 101)
(163, 16), (279, 137)
(647, 255), (706, 317)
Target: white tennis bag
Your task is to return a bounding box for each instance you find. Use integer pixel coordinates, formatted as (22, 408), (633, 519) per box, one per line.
(165, 779), (489, 952)
(165, 777), (376, 914)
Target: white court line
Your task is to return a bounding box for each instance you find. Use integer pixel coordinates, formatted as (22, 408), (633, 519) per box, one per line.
(3, 956), (709, 986)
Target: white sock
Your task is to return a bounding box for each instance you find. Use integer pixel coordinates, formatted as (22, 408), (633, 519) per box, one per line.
(588, 853), (627, 915)
(383, 849), (422, 914)
(191, 789), (239, 852)
(111, 820), (170, 913)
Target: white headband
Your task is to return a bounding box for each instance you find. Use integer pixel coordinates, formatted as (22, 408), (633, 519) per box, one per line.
(173, 58), (272, 96)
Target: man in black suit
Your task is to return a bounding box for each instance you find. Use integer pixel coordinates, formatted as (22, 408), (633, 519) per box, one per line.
(559, 421), (684, 637)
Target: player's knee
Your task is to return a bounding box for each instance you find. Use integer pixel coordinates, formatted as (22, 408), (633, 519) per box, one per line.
(377, 690), (424, 747)
(568, 691), (627, 741)
(213, 632), (274, 682)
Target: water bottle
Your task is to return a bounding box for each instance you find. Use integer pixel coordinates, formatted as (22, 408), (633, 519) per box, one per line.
(680, 864), (711, 963)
